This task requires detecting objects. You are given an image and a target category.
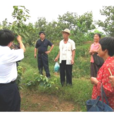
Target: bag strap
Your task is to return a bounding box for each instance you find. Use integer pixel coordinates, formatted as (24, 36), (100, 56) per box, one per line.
(101, 84), (109, 105)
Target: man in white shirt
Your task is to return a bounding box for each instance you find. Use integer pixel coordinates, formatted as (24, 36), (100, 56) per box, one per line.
(0, 29), (25, 111)
(55, 29), (76, 86)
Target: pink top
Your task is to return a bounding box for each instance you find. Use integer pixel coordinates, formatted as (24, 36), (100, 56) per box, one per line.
(90, 43), (100, 63)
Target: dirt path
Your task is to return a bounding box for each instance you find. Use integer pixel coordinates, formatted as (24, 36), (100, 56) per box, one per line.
(20, 90), (75, 112)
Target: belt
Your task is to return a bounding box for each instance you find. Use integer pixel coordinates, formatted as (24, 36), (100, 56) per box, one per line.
(38, 53), (46, 55)
(38, 52), (45, 54)
(0, 80), (15, 85)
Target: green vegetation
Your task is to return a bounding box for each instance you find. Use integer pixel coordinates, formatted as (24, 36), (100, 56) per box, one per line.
(0, 5), (114, 111)
(97, 6), (114, 36)
(18, 44), (92, 111)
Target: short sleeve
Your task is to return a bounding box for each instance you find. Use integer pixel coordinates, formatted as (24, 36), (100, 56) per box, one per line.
(71, 41), (76, 50)
(35, 41), (38, 48)
(48, 40), (52, 46)
(5, 49), (24, 63)
(59, 41), (62, 50)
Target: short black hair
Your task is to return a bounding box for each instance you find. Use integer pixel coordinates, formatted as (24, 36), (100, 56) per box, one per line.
(39, 31), (45, 35)
(99, 37), (114, 56)
(0, 29), (15, 46)
(94, 33), (101, 38)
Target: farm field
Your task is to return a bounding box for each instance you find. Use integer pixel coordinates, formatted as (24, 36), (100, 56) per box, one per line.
(19, 44), (93, 112)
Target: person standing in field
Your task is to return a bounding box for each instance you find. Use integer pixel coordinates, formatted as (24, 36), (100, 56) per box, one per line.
(54, 29), (76, 86)
(91, 37), (114, 109)
(0, 29), (25, 111)
(89, 34), (103, 78)
(34, 32), (54, 78)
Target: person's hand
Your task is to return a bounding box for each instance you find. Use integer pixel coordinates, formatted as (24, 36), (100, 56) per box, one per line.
(54, 57), (58, 62)
(90, 77), (99, 85)
(34, 54), (37, 58)
(109, 76), (114, 87)
(89, 50), (94, 55)
(71, 59), (74, 65)
(17, 35), (22, 43)
(45, 51), (50, 55)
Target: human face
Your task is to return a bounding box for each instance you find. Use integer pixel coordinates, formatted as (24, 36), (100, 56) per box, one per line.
(62, 32), (69, 39)
(94, 34), (100, 43)
(40, 33), (45, 40)
(97, 44), (108, 59)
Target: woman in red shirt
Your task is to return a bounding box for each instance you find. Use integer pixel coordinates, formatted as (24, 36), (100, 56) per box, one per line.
(91, 37), (114, 109)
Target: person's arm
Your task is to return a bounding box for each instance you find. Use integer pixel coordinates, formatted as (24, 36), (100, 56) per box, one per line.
(89, 44), (99, 55)
(34, 48), (37, 58)
(49, 44), (54, 52)
(17, 35), (26, 52)
(89, 46), (94, 55)
(92, 67), (114, 97)
(91, 77), (99, 85)
(34, 40), (38, 58)
(89, 44), (94, 55)
(89, 50), (97, 55)
(45, 44), (54, 54)
(71, 50), (75, 64)
(92, 50), (98, 53)
(71, 41), (76, 64)
(54, 51), (60, 62)
(109, 76), (114, 87)
(5, 36), (25, 63)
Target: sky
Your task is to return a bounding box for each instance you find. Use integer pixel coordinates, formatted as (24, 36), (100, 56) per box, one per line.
(0, 0), (114, 24)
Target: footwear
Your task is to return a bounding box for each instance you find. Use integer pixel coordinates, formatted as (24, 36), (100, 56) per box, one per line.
(61, 82), (65, 86)
(47, 76), (50, 79)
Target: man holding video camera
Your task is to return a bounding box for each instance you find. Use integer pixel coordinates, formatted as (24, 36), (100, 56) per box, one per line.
(0, 29), (25, 111)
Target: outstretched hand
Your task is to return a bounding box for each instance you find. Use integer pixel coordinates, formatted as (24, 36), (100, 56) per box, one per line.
(17, 35), (22, 43)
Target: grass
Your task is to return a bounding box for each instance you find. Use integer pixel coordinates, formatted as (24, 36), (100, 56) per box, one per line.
(19, 43), (93, 111)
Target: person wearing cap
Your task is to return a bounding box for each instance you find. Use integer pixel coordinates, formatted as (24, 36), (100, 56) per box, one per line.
(34, 32), (54, 78)
(54, 29), (76, 86)
(0, 29), (25, 111)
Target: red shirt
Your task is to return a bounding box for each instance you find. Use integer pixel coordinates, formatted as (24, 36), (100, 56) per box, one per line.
(92, 57), (114, 109)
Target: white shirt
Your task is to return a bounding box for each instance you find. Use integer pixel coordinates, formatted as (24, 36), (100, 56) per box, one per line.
(61, 43), (68, 60)
(59, 38), (76, 65)
(0, 46), (24, 84)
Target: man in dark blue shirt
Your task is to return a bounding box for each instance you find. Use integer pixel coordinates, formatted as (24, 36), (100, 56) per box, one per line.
(34, 32), (54, 78)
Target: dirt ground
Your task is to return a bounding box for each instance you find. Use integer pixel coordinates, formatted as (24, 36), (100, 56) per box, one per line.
(20, 91), (75, 112)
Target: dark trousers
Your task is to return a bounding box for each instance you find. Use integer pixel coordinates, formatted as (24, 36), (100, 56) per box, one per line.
(37, 53), (50, 77)
(60, 60), (72, 86)
(90, 63), (100, 77)
(0, 82), (20, 111)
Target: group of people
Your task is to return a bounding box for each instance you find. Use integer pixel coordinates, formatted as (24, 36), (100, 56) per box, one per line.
(89, 33), (114, 109)
(0, 28), (114, 111)
(34, 29), (76, 86)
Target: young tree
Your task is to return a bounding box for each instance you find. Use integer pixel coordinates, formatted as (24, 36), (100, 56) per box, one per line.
(97, 6), (114, 36)
(10, 6), (30, 44)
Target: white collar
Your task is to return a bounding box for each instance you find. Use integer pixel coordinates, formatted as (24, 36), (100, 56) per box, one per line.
(0, 46), (10, 50)
(62, 38), (71, 43)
